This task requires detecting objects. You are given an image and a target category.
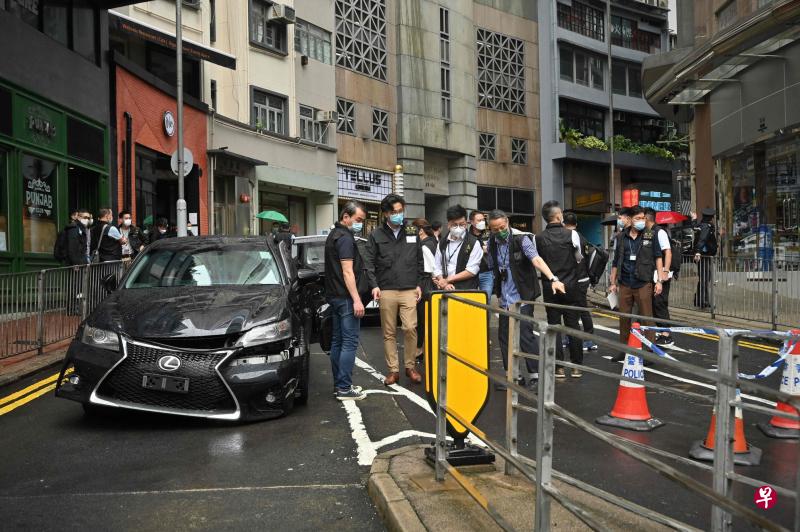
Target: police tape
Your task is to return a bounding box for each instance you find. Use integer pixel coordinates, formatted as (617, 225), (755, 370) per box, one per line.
(639, 326), (794, 338)
(737, 335), (800, 380)
(629, 328), (678, 361)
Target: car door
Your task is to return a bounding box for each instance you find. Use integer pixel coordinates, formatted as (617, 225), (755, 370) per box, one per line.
(281, 240), (327, 347)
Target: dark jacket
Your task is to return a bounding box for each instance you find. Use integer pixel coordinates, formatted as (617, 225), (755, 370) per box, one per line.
(274, 231), (294, 246)
(65, 222), (89, 266)
(324, 222), (370, 302)
(488, 231), (541, 302)
(149, 229), (176, 245)
(574, 231), (592, 283)
(364, 223), (424, 291)
(438, 232), (480, 290)
(91, 222), (122, 262)
(470, 228), (491, 273)
(119, 225), (144, 257)
(535, 223), (579, 292)
(693, 220), (718, 256)
(613, 226), (661, 285)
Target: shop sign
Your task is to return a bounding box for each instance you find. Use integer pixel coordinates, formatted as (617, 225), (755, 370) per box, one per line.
(639, 190), (672, 211)
(14, 95), (65, 152)
(22, 154), (56, 219)
(337, 165), (392, 202)
(575, 192), (604, 209)
(424, 155), (449, 196)
(163, 111), (175, 137)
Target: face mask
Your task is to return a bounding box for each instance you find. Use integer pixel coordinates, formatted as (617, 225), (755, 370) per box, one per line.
(79, 218), (89, 227)
(633, 220), (646, 231)
(497, 228), (510, 241)
(89, 218), (94, 226)
(158, 228), (167, 234)
(122, 219), (132, 227)
(389, 213), (404, 226)
(351, 222), (363, 233)
(616, 219), (625, 230)
(449, 226), (466, 240)
(475, 221), (486, 231)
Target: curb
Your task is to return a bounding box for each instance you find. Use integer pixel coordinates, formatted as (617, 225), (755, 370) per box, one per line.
(368, 452), (427, 532)
(0, 351), (66, 388)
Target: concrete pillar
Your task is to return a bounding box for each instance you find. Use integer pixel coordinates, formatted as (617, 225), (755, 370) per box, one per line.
(397, 144), (425, 219)
(693, 101), (715, 213)
(448, 154), (477, 210)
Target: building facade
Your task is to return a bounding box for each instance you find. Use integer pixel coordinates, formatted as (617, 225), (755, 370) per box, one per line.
(644, 0), (800, 260)
(539, 0), (677, 243)
(0, 0), (118, 272)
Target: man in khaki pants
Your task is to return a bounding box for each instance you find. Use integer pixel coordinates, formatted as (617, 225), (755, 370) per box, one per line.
(365, 194), (424, 385)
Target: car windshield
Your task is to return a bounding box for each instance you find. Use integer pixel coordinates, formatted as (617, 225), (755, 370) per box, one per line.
(124, 246), (283, 288)
(300, 242), (325, 270)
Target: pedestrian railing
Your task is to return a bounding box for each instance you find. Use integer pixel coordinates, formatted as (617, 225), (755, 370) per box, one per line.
(432, 294), (799, 531)
(0, 260), (131, 359)
(593, 254), (800, 328)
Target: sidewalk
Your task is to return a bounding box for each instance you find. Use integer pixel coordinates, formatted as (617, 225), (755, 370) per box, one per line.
(368, 445), (696, 532)
(0, 340), (69, 387)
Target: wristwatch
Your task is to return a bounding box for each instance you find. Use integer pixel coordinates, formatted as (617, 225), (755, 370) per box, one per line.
(550, 276), (559, 282)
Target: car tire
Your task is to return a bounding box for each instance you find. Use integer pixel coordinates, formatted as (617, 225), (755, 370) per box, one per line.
(296, 323), (311, 406)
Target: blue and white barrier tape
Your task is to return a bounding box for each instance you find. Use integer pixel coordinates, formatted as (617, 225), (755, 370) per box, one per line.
(629, 328), (678, 361)
(738, 336), (799, 380)
(639, 326), (793, 339)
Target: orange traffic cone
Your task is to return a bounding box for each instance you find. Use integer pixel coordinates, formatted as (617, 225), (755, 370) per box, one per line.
(690, 390), (762, 466)
(596, 323), (665, 432)
(759, 330), (800, 439)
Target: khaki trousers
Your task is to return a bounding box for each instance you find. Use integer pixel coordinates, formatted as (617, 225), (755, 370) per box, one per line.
(379, 289), (418, 372)
(618, 283), (657, 346)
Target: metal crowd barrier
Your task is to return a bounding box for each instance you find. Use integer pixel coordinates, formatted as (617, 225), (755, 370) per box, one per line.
(593, 254), (800, 329)
(0, 260), (131, 359)
(432, 293), (799, 531)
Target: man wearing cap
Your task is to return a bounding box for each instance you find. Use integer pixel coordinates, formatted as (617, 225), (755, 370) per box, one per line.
(692, 208), (718, 309)
(645, 208), (675, 347)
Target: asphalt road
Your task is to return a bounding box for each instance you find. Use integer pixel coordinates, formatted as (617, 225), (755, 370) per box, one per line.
(0, 310), (795, 531)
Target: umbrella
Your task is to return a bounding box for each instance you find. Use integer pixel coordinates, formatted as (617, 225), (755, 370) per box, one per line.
(601, 214), (618, 226)
(655, 211), (688, 225)
(142, 215), (153, 227)
(256, 210), (289, 223)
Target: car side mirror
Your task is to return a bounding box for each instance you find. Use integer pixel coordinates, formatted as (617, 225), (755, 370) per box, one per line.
(102, 274), (118, 293)
(297, 268), (320, 285)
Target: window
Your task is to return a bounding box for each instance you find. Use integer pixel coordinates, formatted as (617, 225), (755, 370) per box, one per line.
(295, 19), (332, 64)
(299, 105), (329, 144)
(9, 1), (99, 64)
(560, 99), (605, 139)
(560, 46), (604, 90)
(477, 186), (535, 216)
(210, 0), (216, 42)
(372, 108), (389, 142)
(612, 62), (627, 95)
(43, 3), (69, 47)
(613, 111), (664, 144)
(557, 1), (605, 41)
(628, 67), (642, 97)
(717, 2), (737, 30)
(611, 61), (643, 98)
(252, 89), (286, 135)
(250, 0), (287, 53)
(477, 29), (525, 115)
(21, 154), (57, 254)
(440, 7), (451, 121)
(478, 133), (496, 161)
(335, 0), (387, 81)
(337, 98), (355, 135)
(611, 15), (661, 53)
(511, 138), (528, 165)
(210, 79), (217, 111)
(73, 6), (97, 63)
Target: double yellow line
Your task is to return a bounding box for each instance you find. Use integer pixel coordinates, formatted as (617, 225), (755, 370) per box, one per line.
(592, 311), (779, 354)
(0, 369), (71, 416)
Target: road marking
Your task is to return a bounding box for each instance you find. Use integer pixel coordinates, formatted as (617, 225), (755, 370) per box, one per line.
(340, 398), (377, 466)
(0, 383), (57, 416)
(0, 370), (65, 407)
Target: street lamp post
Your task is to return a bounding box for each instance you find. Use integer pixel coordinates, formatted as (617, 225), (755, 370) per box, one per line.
(606, 0), (616, 215)
(175, 0), (187, 237)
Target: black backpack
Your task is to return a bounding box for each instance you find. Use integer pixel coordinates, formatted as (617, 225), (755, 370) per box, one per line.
(585, 243), (610, 286)
(53, 225), (71, 262)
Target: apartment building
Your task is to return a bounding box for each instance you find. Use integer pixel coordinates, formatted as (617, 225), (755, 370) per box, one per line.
(539, 0), (676, 243)
(643, 0), (800, 258)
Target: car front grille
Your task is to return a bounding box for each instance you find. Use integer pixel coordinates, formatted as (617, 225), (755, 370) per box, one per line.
(96, 341), (237, 415)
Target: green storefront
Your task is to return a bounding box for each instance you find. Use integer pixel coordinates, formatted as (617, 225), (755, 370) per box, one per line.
(0, 80), (109, 273)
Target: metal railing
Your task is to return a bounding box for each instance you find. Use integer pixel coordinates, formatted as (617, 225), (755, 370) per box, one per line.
(0, 261), (130, 359)
(432, 294), (799, 531)
(593, 254), (800, 328)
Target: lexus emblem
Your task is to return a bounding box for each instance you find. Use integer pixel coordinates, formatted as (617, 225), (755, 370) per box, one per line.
(157, 355), (181, 372)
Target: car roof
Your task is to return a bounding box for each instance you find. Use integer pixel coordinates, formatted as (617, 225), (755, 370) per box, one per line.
(293, 234), (367, 244)
(147, 235), (272, 251)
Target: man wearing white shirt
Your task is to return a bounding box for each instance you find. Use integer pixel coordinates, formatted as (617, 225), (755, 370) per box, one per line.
(645, 208), (675, 347)
(433, 205), (483, 291)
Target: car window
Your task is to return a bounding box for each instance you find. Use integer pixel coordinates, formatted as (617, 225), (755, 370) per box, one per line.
(125, 248), (282, 288)
(304, 243), (325, 268)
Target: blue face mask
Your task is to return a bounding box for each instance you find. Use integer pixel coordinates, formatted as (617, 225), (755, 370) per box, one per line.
(616, 219), (626, 230)
(389, 213), (404, 226)
(633, 220), (646, 231)
(351, 222), (363, 233)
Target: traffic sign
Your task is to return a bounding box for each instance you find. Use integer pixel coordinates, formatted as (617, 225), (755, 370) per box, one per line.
(170, 148), (193, 177)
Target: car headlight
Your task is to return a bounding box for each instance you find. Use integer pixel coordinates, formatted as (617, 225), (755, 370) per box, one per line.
(236, 319), (292, 347)
(81, 326), (120, 352)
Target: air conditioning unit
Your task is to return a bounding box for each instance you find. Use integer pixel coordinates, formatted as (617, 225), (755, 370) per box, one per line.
(613, 112), (626, 122)
(269, 4), (296, 24)
(316, 110), (338, 123)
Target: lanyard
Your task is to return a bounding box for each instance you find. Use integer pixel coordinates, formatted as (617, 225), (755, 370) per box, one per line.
(497, 241), (509, 270)
(625, 233), (643, 258)
(446, 240), (463, 264)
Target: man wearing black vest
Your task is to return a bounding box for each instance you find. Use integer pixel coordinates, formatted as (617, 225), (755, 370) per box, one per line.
(536, 201), (585, 378)
(486, 209), (565, 390)
(324, 201), (370, 401)
(692, 208), (718, 309)
(609, 206), (664, 355)
(433, 204), (483, 291)
(90, 208), (126, 262)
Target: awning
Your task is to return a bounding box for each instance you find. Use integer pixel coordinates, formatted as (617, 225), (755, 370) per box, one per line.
(109, 11), (236, 70)
(207, 149), (268, 167)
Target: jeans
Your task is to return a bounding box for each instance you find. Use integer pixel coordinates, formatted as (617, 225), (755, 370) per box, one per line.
(543, 291), (583, 364)
(478, 271), (494, 302)
(329, 298), (361, 391)
(498, 304), (539, 374)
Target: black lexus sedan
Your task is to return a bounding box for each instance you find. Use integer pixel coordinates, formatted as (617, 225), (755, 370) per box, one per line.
(55, 236), (322, 421)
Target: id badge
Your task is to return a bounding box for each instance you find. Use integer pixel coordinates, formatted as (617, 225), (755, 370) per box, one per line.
(629, 254), (637, 261)
(406, 236), (416, 244)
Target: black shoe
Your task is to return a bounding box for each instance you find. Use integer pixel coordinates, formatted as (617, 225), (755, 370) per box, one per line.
(495, 377), (525, 391)
(655, 336), (675, 348)
(612, 354), (625, 362)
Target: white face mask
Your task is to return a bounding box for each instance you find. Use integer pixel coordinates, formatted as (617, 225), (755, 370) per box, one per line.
(122, 219), (132, 227)
(474, 221), (486, 231)
(158, 228), (167, 234)
(449, 226), (466, 240)
(79, 218), (89, 227)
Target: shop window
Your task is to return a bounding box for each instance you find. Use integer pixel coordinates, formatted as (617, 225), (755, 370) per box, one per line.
(21, 154), (57, 254)
(479, 133), (496, 161)
(477, 185), (535, 218)
(295, 19), (332, 64)
(372, 108), (389, 143)
(511, 138), (528, 165)
(513, 189), (534, 214)
(250, 0), (287, 54)
(252, 88), (287, 135)
(337, 98), (355, 135)
(0, 86), (11, 137)
(68, 166), (99, 221)
(0, 151), (7, 252)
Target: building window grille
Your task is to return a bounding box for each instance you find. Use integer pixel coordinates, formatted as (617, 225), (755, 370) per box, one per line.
(440, 7), (451, 120)
(477, 28), (525, 115)
(479, 133), (496, 161)
(557, 1), (605, 41)
(372, 108), (389, 142)
(335, 0), (387, 81)
(511, 138), (528, 165)
(336, 98), (356, 135)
